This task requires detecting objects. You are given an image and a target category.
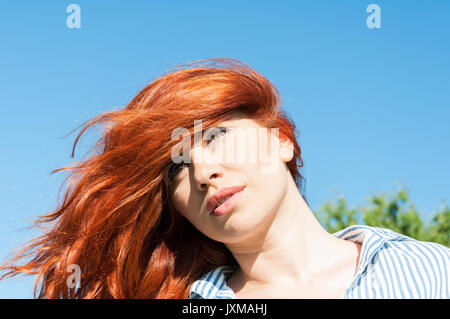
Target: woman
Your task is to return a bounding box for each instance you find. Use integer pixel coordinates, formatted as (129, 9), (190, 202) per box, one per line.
(1, 58), (448, 299)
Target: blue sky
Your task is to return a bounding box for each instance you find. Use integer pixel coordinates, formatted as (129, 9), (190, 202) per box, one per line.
(0, 1), (449, 298)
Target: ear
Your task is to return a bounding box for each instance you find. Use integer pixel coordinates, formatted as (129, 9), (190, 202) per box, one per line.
(279, 135), (294, 163)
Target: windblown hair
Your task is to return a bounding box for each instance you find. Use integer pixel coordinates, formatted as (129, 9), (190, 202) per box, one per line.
(0, 58), (306, 298)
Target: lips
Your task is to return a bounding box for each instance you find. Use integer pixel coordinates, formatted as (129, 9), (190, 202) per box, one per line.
(207, 185), (246, 215)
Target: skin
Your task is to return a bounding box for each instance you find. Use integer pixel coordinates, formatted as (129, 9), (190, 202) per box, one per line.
(167, 110), (362, 298)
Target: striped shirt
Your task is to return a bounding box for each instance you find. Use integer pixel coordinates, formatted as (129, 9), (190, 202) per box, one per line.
(189, 225), (450, 299)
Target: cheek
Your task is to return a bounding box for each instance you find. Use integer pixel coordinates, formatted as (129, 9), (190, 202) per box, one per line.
(171, 182), (205, 225)
(171, 185), (191, 219)
(246, 157), (290, 211)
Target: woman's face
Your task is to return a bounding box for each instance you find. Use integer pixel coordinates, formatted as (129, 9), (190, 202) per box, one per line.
(166, 110), (294, 244)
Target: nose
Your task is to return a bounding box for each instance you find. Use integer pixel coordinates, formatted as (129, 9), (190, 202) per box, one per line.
(191, 145), (223, 191)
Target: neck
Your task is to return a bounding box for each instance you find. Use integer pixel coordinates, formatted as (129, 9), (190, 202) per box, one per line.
(225, 177), (345, 287)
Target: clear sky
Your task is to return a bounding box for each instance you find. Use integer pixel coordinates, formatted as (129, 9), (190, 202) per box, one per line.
(0, 1), (449, 298)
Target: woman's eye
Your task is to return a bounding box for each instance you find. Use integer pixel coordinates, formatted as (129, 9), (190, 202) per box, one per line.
(205, 127), (229, 146)
(167, 162), (189, 181)
(166, 127), (229, 181)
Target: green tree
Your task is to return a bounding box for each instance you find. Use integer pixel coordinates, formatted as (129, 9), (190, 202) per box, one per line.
(314, 185), (450, 247)
(427, 205), (450, 245)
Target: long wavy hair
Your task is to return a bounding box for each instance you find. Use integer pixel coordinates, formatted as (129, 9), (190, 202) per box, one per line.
(0, 58), (306, 298)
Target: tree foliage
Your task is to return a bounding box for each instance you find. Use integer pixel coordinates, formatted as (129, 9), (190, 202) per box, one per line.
(314, 186), (450, 247)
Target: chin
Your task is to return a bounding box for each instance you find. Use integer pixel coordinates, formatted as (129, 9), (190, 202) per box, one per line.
(216, 212), (267, 243)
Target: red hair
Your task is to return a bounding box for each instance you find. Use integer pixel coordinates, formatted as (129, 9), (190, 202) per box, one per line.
(0, 58), (306, 298)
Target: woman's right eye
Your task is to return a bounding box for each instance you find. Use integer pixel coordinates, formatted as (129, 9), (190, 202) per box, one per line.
(167, 162), (189, 181)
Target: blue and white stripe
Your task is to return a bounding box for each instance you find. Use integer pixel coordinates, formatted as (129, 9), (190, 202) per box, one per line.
(189, 225), (450, 299)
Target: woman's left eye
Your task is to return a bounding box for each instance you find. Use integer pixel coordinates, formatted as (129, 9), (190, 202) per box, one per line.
(205, 127), (229, 145)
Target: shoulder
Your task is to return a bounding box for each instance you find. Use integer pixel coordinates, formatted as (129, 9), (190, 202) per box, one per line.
(369, 227), (449, 298)
(374, 227), (449, 275)
(335, 225), (449, 298)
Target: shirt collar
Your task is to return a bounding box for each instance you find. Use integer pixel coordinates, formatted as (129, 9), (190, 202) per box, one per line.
(331, 225), (388, 279)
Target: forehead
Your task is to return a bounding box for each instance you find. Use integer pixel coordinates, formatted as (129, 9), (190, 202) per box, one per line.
(220, 110), (263, 128)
